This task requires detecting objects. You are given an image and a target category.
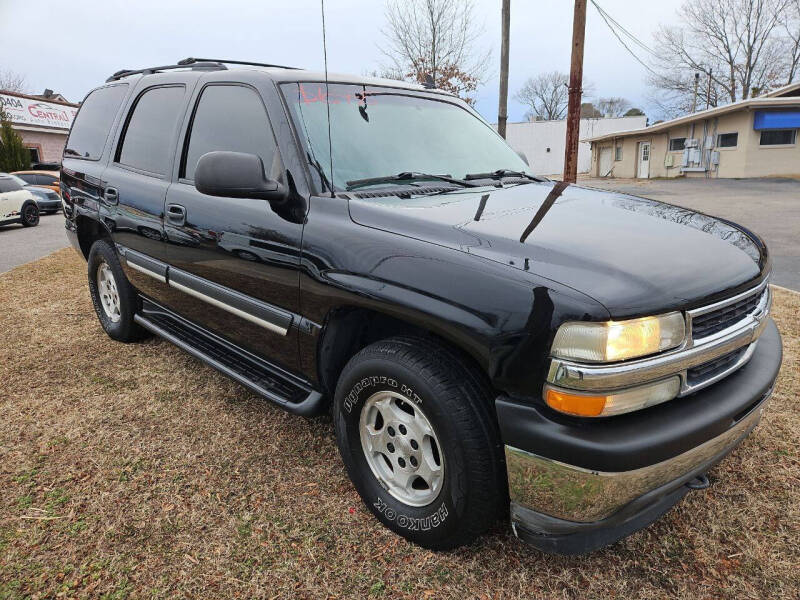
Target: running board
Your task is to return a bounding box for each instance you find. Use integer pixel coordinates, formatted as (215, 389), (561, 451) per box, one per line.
(134, 298), (325, 417)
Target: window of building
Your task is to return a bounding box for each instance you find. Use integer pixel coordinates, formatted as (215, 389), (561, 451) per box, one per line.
(65, 84), (128, 160)
(117, 86), (186, 175)
(615, 145), (623, 161)
(182, 85), (278, 181)
(669, 138), (686, 152)
(27, 148), (40, 163)
(759, 129), (796, 146)
(717, 132), (738, 148)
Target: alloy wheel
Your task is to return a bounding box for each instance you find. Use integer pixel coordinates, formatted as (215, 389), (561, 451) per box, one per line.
(96, 261), (122, 323)
(359, 391), (445, 507)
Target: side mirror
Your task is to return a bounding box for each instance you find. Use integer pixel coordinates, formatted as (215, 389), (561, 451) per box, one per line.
(194, 151), (287, 203)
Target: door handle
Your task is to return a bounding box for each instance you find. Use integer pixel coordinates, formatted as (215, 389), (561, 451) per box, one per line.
(166, 203), (186, 226)
(104, 187), (119, 204)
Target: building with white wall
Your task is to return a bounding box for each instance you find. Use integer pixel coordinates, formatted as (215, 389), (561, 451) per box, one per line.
(500, 115), (647, 176)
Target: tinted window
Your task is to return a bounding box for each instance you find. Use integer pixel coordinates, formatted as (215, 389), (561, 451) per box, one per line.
(16, 173), (37, 184)
(40, 175), (59, 185)
(65, 84), (128, 160)
(182, 85), (277, 180)
(0, 177), (23, 193)
(669, 138), (686, 151)
(118, 86), (185, 175)
(717, 132), (738, 148)
(760, 129), (796, 146)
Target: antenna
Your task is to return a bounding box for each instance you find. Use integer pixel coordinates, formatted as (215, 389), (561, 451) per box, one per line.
(321, 0), (334, 197)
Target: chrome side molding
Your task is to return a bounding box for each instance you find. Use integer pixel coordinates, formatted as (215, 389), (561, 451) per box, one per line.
(118, 245), (292, 336)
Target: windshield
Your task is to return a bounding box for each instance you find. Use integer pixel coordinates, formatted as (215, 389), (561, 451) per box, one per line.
(282, 83), (530, 191)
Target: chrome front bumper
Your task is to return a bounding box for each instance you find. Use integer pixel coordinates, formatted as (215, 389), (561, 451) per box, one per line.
(505, 394), (768, 523)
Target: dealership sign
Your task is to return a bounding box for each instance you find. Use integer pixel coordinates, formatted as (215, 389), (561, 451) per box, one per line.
(0, 93), (77, 130)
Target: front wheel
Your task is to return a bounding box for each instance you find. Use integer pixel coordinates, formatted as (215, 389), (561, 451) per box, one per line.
(334, 337), (505, 550)
(20, 202), (39, 227)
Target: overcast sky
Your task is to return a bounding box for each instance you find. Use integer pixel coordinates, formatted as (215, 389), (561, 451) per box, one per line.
(0, 0), (682, 121)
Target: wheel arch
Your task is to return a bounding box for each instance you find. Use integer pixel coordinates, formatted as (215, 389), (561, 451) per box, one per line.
(75, 215), (113, 259)
(315, 305), (495, 401)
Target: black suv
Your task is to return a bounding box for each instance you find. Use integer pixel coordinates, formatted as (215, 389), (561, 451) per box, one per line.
(62, 58), (782, 554)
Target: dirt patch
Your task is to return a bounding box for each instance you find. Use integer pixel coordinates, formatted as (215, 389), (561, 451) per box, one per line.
(1, 249), (798, 599)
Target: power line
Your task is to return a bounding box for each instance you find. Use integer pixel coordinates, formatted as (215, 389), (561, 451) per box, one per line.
(590, 0), (658, 58)
(590, 0), (662, 77)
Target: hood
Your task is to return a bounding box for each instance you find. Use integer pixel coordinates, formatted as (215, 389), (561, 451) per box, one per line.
(347, 182), (768, 317)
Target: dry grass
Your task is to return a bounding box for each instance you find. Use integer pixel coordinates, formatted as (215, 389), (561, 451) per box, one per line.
(1, 249), (798, 600)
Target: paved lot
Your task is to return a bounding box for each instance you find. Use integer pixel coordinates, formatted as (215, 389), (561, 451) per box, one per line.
(0, 213), (69, 274)
(581, 177), (800, 291)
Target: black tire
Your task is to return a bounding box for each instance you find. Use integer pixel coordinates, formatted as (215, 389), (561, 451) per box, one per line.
(334, 336), (506, 550)
(87, 239), (148, 342)
(20, 202), (39, 227)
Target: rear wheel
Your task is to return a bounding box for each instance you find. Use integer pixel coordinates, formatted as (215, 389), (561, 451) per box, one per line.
(87, 239), (148, 342)
(334, 337), (505, 550)
(20, 202), (39, 227)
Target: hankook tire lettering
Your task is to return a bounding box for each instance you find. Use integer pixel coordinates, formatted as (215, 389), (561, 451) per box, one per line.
(374, 497), (449, 531)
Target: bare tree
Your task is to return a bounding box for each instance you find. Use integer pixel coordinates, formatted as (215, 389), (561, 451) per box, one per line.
(514, 72), (569, 120)
(514, 72), (595, 121)
(784, 0), (800, 84)
(648, 0), (792, 118)
(594, 96), (632, 117)
(0, 70), (27, 93)
(380, 0), (490, 104)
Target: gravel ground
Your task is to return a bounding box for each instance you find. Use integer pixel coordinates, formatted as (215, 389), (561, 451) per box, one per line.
(0, 249), (798, 599)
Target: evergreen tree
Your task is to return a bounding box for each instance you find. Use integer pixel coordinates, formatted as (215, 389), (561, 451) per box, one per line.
(0, 107), (31, 172)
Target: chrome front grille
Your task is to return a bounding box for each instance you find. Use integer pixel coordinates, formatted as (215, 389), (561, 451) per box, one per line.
(691, 289), (765, 340)
(687, 346), (748, 385)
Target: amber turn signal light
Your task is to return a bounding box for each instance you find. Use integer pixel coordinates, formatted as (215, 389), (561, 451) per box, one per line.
(545, 388), (607, 417)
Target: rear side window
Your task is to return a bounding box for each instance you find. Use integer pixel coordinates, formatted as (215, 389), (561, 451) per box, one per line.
(182, 85), (277, 181)
(118, 86), (186, 175)
(65, 84), (128, 160)
(16, 173), (37, 184)
(0, 178), (23, 192)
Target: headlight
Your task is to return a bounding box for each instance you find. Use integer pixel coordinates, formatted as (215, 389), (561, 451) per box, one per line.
(551, 312), (685, 363)
(544, 377), (681, 417)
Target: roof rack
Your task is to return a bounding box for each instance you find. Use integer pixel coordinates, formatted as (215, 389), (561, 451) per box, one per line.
(105, 61), (226, 82)
(177, 57), (300, 70)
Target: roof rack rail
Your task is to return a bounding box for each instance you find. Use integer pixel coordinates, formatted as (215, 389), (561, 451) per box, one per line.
(105, 61), (226, 82)
(178, 57), (301, 70)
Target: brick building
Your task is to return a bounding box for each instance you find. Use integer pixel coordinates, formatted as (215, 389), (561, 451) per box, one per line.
(0, 90), (79, 165)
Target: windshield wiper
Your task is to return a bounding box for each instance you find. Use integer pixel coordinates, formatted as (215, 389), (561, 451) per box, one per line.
(346, 172), (480, 191)
(464, 169), (546, 182)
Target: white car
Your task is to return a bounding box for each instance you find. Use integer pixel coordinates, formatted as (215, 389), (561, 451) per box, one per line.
(0, 174), (39, 227)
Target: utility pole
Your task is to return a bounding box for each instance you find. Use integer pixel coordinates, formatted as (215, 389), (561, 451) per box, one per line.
(691, 72), (700, 113)
(497, 0), (510, 139)
(705, 69), (713, 109)
(563, 0), (587, 184)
